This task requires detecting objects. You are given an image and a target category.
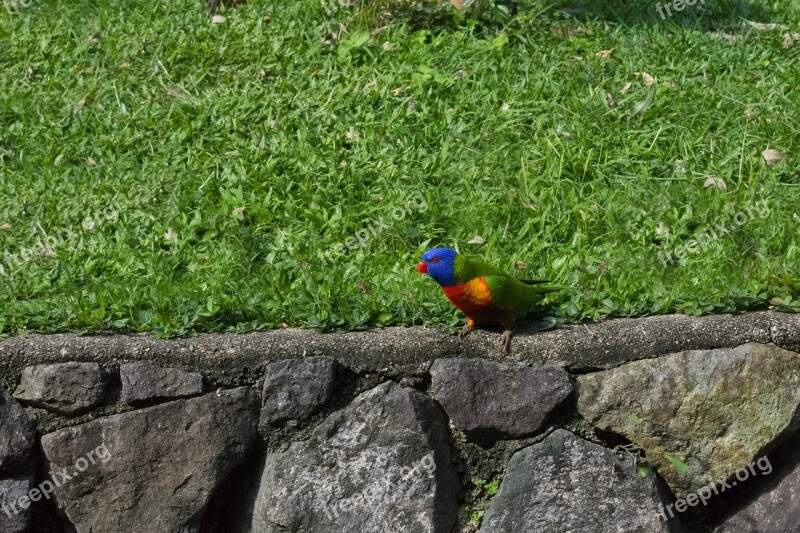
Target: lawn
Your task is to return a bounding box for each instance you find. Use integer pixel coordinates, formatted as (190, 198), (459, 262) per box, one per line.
(0, 0), (798, 336)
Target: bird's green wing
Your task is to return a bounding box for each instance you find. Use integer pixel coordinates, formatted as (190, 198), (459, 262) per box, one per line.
(484, 275), (558, 312)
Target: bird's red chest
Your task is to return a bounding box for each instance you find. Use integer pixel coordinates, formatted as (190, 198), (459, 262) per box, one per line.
(442, 277), (502, 321)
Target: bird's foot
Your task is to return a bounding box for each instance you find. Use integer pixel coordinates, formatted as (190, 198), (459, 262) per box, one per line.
(459, 323), (474, 338)
(500, 329), (513, 352)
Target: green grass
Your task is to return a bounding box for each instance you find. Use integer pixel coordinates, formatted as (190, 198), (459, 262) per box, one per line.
(1, 0), (799, 336)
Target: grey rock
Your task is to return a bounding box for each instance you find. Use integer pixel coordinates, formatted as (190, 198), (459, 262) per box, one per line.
(0, 476), (33, 533)
(480, 429), (674, 533)
(0, 391), (35, 473)
(120, 361), (203, 403)
(40, 387), (259, 533)
(13, 362), (105, 415)
(251, 381), (459, 533)
(714, 430), (800, 532)
(577, 343), (800, 498)
(262, 356), (336, 422)
(430, 358), (572, 445)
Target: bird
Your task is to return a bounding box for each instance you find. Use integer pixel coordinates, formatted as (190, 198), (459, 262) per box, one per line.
(417, 247), (564, 352)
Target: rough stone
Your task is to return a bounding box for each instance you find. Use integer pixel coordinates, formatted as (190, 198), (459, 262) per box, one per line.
(0, 311), (793, 386)
(40, 387), (259, 533)
(0, 391), (35, 474)
(577, 343), (800, 497)
(13, 362), (105, 415)
(251, 381), (460, 533)
(480, 429), (674, 532)
(120, 361), (203, 403)
(0, 476), (33, 533)
(262, 356), (336, 422)
(713, 429), (800, 532)
(429, 358), (572, 445)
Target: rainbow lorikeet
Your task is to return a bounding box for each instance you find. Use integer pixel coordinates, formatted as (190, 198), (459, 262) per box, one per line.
(417, 247), (564, 352)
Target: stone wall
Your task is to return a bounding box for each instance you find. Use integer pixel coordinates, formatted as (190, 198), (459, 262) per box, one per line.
(0, 311), (798, 532)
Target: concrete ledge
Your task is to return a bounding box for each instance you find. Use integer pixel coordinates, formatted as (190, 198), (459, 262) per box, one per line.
(0, 311), (797, 386)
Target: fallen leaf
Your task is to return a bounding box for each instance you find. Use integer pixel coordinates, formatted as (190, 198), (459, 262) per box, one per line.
(595, 49), (614, 58)
(0, 223), (10, 230)
(553, 26), (592, 37)
(382, 41), (393, 52)
(704, 176), (727, 190)
(120, 62), (130, 69)
(211, 15), (226, 24)
(655, 223), (668, 236)
(26, 66), (33, 77)
(784, 32), (800, 48)
(606, 93), (616, 106)
(710, 32), (739, 43)
(468, 236), (486, 245)
(762, 149), (786, 165)
(634, 72), (656, 86)
(87, 157), (96, 166)
(450, 0), (464, 9)
(391, 86), (404, 96)
(515, 260), (528, 270)
(164, 87), (182, 98)
(522, 202), (538, 211)
(619, 81), (632, 94)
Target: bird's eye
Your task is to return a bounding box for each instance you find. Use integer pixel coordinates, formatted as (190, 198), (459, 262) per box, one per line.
(431, 257), (440, 264)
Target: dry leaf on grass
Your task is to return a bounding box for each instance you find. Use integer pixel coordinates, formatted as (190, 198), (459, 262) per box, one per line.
(634, 72), (656, 86)
(619, 81), (632, 95)
(784, 33), (800, 47)
(450, 0), (464, 9)
(515, 261), (528, 270)
(211, 15), (226, 24)
(703, 176), (727, 191)
(595, 49), (614, 58)
(762, 149), (786, 166)
(468, 236), (486, 245)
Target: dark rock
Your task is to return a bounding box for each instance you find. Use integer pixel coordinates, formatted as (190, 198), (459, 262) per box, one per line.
(429, 358), (572, 445)
(251, 381), (460, 532)
(577, 343), (800, 498)
(0, 391), (35, 473)
(40, 387), (259, 533)
(120, 361), (203, 403)
(713, 429), (800, 532)
(262, 356), (336, 422)
(0, 476), (33, 533)
(480, 429), (675, 532)
(13, 362), (105, 415)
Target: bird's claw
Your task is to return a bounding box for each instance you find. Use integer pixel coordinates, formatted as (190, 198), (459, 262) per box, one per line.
(459, 323), (474, 338)
(500, 330), (513, 352)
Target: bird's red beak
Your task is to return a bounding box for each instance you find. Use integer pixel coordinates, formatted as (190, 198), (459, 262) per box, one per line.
(417, 261), (427, 274)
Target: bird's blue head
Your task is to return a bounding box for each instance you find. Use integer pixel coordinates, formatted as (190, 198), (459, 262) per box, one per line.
(417, 247), (459, 287)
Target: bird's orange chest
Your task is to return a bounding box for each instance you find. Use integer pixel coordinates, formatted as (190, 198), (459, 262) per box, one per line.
(442, 277), (499, 320)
